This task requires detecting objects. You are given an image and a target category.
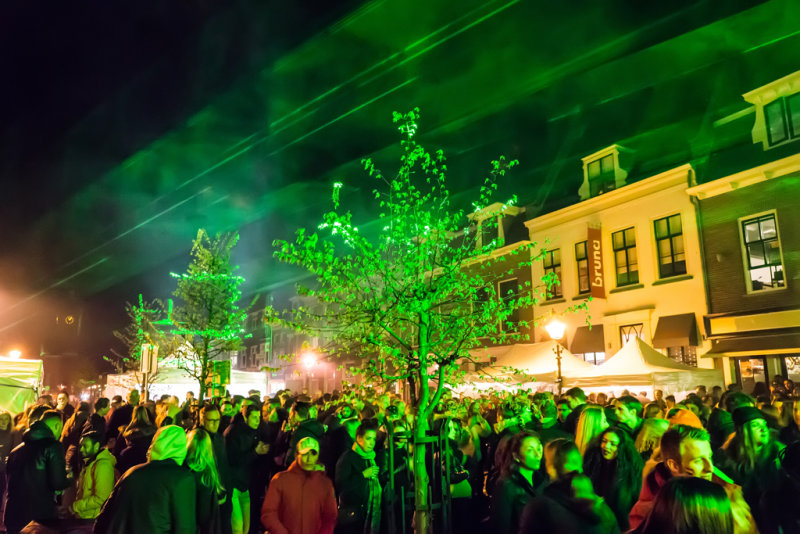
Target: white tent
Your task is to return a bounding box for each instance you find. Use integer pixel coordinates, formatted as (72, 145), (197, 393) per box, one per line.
(566, 337), (723, 397)
(104, 365), (269, 399)
(0, 357), (43, 414)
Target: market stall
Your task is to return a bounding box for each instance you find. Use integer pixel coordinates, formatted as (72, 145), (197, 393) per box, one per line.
(0, 356), (43, 414)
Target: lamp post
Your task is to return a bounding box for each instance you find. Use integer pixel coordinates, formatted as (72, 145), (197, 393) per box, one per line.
(544, 319), (567, 396)
(301, 350), (317, 392)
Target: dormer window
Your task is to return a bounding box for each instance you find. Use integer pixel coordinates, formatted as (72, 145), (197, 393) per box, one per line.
(578, 145), (630, 201)
(743, 70), (800, 150)
(468, 202), (525, 250)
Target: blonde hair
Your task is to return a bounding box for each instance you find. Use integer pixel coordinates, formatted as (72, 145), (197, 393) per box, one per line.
(575, 405), (608, 456)
(185, 429), (225, 496)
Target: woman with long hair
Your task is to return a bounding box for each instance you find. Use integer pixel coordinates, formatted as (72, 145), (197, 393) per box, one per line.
(186, 429), (225, 534)
(116, 405), (157, 474)
(583, 427), (643, 530)
(489, 431), (544, 532)
(635, 477), (732, 534)
(575, 405), (609, 456)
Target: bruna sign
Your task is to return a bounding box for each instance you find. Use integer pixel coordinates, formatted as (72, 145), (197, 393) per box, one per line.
(588, 227), (605, 299)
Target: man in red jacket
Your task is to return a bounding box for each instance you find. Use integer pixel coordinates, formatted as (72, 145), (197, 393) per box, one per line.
(262, 436), (338, 534)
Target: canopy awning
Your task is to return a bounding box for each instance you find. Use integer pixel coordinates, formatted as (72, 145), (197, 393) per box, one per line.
(570, 325), (605, 354)
(704, 330), (800, 357)
(652, 313), (698, 348)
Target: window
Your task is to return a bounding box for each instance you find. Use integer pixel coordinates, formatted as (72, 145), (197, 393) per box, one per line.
(480, 218), (498, 248)
(654, 214), (686, 278)
(620, 323), (644, 345)
(498, 278), (520, 332)
(588, 154), (615, 196)
(765, 94), (800, 146)
(612, 227), (638, 286)
(741, 213), (785, 291)
(667, 346), (697, 367)
(581, 352), (606, 365)
(575, 241), (590, 294)
(543, 249), (562, 299)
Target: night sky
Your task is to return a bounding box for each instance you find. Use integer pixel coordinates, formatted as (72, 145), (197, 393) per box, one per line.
(1, 0), (794, 382)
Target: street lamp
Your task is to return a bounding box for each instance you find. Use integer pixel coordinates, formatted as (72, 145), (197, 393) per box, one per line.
(8, 349), (21, 359)
(545, 319), (567, 396)
(301, 351), (318, 369)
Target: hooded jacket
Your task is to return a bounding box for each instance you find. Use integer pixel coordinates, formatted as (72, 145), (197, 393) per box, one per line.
(489, 463), (542, 532)
(3, 420), (71, 533)
(72, 448), (117, 519)
(261, 460), (338, 534)
(285, 418), (326, 467)
(628, 461), (757, 534)
(116, 425), (156, 474)
(518, 478), (619, 534)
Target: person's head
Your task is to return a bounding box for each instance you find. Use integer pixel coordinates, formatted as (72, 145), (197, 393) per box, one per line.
(725, 392), (754, 413)
(544, 438), (582, 481)
(665, 395), (676, 408)
(563, 387), (586, 409)
(644, 402), (664, 420)
(127, 389), (140, 406)
(291, 402), (311, 424)
(149, 425), (188, 464)
(94, 397), (110, 417)
(40, 410), (63, 439)
(556, 399), (572, 422)
(639, 476), (732, 534)
(613, 395), (642, 429)
(129, 405), (153, 427)
(342, 418), (360, 440)
(574, 405), (608, 456)
(635, 417), (669, 456)
(56, 391), (69, 409)
(296, 436), (321, 471)
(186, 391), (195, 401)
(732, 407), (771, 465)
(185, 429), (224, 494)
(220, 399), (233, 416)
(200, 405), (221, 434)
(243, 404), (261, 430)
(598, 428), (623, 461)
(660, 425), (713, 481)
(356, 419), (379, 453)
(655, 389), (664, 401)
(79, 431), (102, 460)
(596, 392), (608, 406)
(501, 431), (543, 477)
(0, 411), (12, 431)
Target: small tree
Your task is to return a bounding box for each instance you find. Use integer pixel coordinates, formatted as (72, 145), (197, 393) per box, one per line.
(170, 229), (250, 402)
(273, 109), (580, 534)
(107, 295), (167, 393)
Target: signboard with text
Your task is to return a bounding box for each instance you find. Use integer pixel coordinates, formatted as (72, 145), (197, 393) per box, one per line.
(588, 227), (605, 299)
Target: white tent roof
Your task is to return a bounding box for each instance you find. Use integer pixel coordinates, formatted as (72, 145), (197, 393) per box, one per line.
(566, 338), (723, 394)
(479, 341), (593, 384)
(0, 357), (43, 414)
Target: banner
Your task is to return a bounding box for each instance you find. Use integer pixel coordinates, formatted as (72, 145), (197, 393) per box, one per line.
(588, 227), (605, 299)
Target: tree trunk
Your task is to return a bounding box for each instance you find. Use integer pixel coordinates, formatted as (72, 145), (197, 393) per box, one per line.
(413, 313), (431, 534)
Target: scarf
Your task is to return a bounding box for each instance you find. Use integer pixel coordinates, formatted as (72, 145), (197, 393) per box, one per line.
(353, 442), (381, 534)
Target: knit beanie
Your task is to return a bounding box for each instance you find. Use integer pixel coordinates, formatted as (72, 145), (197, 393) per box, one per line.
(148, 425), (188, 464)
(667, 407), (703, 429)
(732, 406), (764, 428)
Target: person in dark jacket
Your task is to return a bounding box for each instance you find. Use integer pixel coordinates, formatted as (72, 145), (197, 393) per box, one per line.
(261, 436), (338, 534)
(519, 471), (619, 534)
(106, 389), (139, 444)
(186, 428), (226, 534)
(4, 410), (71, 534)
(489, 430), (544, 533)
(225, 404), (269, 534)
(335, 419), (383, 534)
(61, 401), (92, 476)
(199, 404), (233, 534)
(56, 390), (76, 424)
(83, 397), (110, 445)
(285, 402), (326, 467)
(115, 406), (157, 474)
(94, 425), (196, 534)
(759, 440), (800, 534)
(634, 476), (733, 534)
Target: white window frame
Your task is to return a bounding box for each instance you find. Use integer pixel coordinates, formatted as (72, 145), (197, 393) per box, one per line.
(737, 209), (787, 294)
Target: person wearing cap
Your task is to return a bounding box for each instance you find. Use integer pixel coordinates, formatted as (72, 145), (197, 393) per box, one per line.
(94, 425), (196, 534)
(261, 436), (337, 534)
(714, 406), (785, 523)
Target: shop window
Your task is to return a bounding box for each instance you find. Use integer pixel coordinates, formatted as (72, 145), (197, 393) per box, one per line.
(654, 214), (686, 278)
(741, 212), (785, 291)
(667, 346), (697, 367)
(543, 249), (562, 299)
(575, 241), (589, 294)
(620, 323), (644, 345)
(498, 278), (520, 332)
(612, 227), (639, 286)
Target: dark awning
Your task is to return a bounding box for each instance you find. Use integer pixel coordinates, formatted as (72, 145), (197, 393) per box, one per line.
(570, 325), (605, 354)
(704, 330), (800, 357)
(652, 313), (698, 348)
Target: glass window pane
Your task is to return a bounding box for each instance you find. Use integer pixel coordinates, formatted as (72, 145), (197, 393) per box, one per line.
(654, 218), (668, 239)
(658, 239), (671, 259)
(760, 217), (777, 239)
(615, 250), (626, 267)
(613, 231), (624, 250)
(748, 243), (766, 267)
(553, 249), (561, 264)
(601, 155), (615, 173)
(765, 99), (788, 145)
(588, 160), (601, 179)
(669, 214), (682, 234)
(576, 241), (587, 260)
(774, 265), (785, 287)
(672, 235), (684, 255)
(743, 221), (761, 243)
(766, 240), (782, 265)
(628, 247), (637, 264)
(625, 228), (636, 244)
(788, 93), (800, 137)
(750, 266), (772, 289)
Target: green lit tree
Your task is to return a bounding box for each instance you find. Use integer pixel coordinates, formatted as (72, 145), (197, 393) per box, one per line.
(170, 229), (250, 402)
(106, 295), (167, 392)
(272, 109), (575, 534)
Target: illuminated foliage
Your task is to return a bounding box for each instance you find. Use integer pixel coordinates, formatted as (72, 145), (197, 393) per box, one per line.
(106, 295), (167, 390)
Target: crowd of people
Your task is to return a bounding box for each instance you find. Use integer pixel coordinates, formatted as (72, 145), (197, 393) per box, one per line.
(1, 378), (800, 534)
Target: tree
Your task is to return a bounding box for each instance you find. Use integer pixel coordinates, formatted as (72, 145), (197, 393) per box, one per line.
(107, 295), (167, 393)
(272, 109), (579, 534)
(170, 229), (250, 402)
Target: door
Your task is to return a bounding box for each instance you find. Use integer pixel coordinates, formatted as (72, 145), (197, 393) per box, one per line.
(734, 357), (767, 395)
